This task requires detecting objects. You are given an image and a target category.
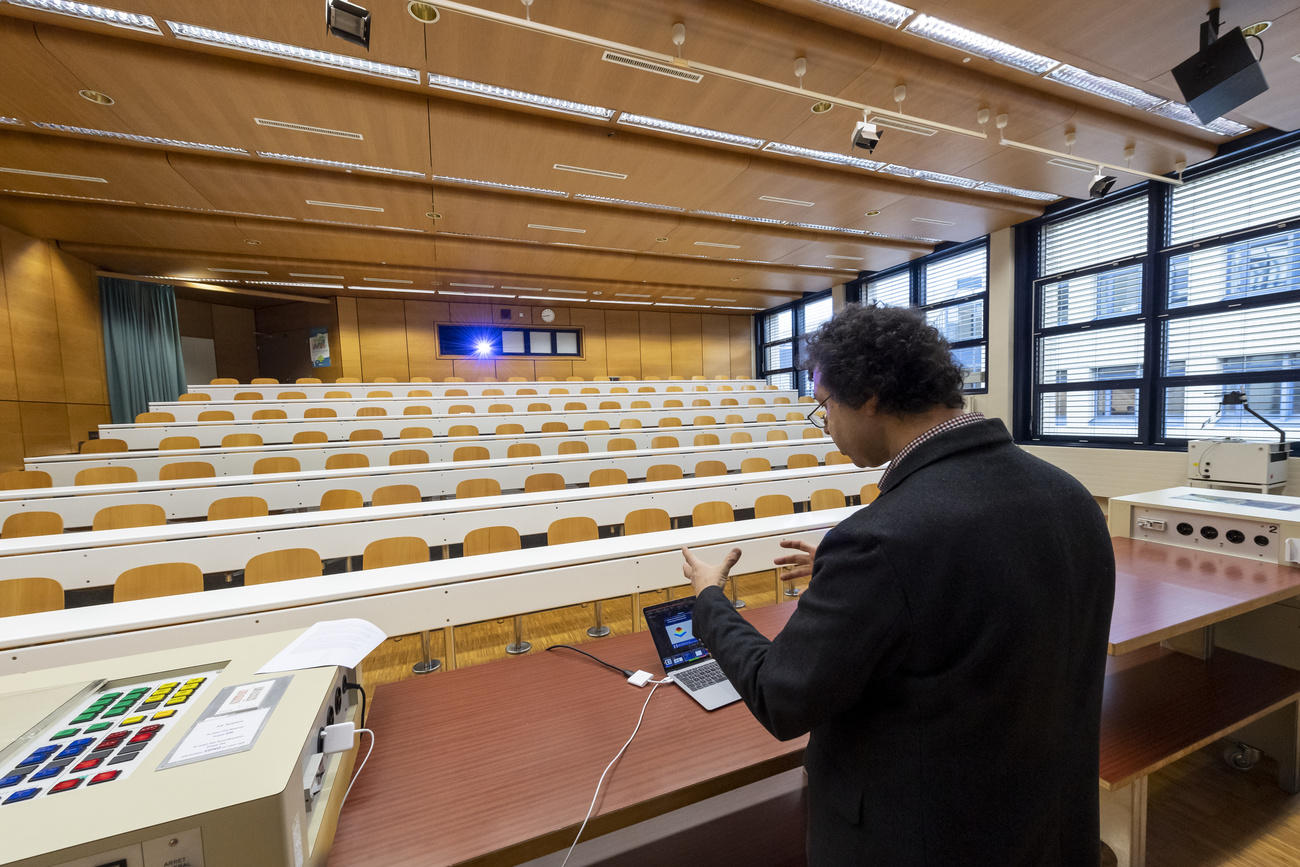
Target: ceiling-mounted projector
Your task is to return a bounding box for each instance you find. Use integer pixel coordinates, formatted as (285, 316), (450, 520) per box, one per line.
(1172, 9), (1267, 123)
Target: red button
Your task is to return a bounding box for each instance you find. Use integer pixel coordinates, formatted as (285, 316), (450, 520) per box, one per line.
(50, 778), (83, 793)
(71, 757), (102, 773)
(139, 724), (164, 733)
(127, 731), (154, 744)
(99, 733), (128, 748)
(88, 770), (121, 785)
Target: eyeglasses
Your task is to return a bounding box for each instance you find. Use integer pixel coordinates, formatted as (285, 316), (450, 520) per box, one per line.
(806, 396), (828, 429)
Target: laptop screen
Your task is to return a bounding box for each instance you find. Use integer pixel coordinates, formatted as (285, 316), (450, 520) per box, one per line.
(643, 597), (712, 673)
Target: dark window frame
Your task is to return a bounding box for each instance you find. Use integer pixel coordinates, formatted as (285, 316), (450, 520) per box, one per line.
(755, 289), (833, 396)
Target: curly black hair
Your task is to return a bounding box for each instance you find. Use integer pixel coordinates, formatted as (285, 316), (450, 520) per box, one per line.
(800, 303), (965, 414)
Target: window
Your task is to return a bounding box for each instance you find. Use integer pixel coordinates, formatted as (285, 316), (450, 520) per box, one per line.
(757, 290), (833, 395)
(847, 240), (990, 393)
(437, 325), (581, 357)
(1020, 135), (1300, 448)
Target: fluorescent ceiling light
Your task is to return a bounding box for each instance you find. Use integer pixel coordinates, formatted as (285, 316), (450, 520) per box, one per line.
(500, 285), (544, 292)
(363, 277), (413, 284)
(790, 222), (869, 235)
(167, 20), (420, 82)
(553, 164), (627, 180)
(694, 241), (741, 249)
(449, 282), (494, 288)
(0, 188), (133, 204)
(527, 223), (586, 234)
(594, 299), (650, 305)
(692, 210), (786, 226)
(759, 195), (815, 207)
(290, 272), (343, 279)
(761, 141), (884, 171)
(617, 113), (763, 149)
(433, 174), (567, 198)
(826, 254), (865, 261)
(0, 166), (106, 183)
(245, 281), (345, 289)
(809, 0), (914, 28)
(911, 216), (955, 225)
(661, 295), (696, 300)
(704, 297), (734, 301)
(973, 181), (1058, 201)
(615, 293), (652, 298)
(209, 268), (270, 274)
(903, 14), (1058, 74)
(428, 74), (614, 120)
(548, 288), (588, 294)
(908, 169), (981, 188)
(1045, 65), (1166, 110)
(516, 294), (586, 302)
(6, 0), (160, 33)
(655, 302), (706, 308)
(303, 218), (422, 233)
(32, 121), (248, 154)
(573, 194), (683, 211)
(865, 114), (938, 136)
(305, 199), (384, 212)
(346, 285), (436, 295)
(257, 152), (424, 178)
(1146, 101), (1251, 136)
(254, 118), (363, 140)
(439, 290), (516, 298)
(0, 117), (21, 125)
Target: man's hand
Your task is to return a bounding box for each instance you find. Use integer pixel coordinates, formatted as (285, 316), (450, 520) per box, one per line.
(773, 539), (817, 581)
(681, 546), (742, 596)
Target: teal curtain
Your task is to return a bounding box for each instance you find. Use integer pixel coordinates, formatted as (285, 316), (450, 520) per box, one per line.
(100, 278), (187, 424)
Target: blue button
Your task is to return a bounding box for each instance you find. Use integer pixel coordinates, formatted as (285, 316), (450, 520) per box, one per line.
(0, 773), (25, 789)
(2, 788), (39, 804)
(29, 764), (64, 782)
(54, 739), (93, 760)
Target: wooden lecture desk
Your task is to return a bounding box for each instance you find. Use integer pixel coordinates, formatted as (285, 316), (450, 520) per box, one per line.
(188, 379), (773, 400)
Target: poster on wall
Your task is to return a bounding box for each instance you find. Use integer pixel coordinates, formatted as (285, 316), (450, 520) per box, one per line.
(309, 328), (331, 367)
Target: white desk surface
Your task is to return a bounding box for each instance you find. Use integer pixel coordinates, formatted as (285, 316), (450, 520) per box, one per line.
(187, 379), (771, 400)
(0, 508), (855, 670)
(0, 465), (880, 588)
(1, 438), (843, 527)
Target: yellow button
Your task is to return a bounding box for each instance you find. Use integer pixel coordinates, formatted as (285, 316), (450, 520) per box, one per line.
(165, 696), (187, 706)
(151, 709), (176, 720)
(119, 715), (146, 725)
(158, 682), (179, 690)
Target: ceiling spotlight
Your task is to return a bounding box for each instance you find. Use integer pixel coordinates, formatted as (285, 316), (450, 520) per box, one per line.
(850, 113), (882, 154)
(244, 239), (262, 246)
(407, 1), (439, 23)
(1242, 21), (1272, 37)
(78, 89), (114, 105)
(425, 211), (441, 219)
(1088, 169), (1117, 199)
(811, 100), (833, 114)
(327, 0), (370, 49)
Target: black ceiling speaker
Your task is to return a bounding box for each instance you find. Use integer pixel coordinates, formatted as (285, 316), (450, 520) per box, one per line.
(327, 0), (371, 49)
(1172, 9), (1267, 124)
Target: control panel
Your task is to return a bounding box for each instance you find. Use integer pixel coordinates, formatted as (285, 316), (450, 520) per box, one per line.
(1110, 487), (1300, 566)
(1130, 506), (1280, 560)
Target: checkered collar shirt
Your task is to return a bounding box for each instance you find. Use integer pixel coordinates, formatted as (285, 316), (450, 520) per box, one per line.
(878, 411), (986, 488)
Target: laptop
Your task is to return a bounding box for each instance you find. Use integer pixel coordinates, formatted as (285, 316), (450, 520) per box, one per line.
(642, 597), (742, 711)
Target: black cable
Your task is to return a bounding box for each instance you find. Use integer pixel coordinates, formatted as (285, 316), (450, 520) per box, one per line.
(343, 681), (367, 727)
(1248, 33), (1265, 62)
(545, 644), (632, 677)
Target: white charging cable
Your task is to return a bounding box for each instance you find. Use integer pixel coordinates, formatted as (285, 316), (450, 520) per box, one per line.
(338, 727), (375, 811)
(560, 677), (672, 867)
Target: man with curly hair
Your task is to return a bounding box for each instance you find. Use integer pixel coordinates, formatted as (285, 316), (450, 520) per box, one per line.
(681, 303), (1114, 866)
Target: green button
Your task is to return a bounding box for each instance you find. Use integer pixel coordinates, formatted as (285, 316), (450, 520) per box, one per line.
(51, 728), (79, 739)
(98, 693), (122, 702)
(84, 722), (113, 733)
(71, 713), (98, 724)
(101, 708), (127, 718)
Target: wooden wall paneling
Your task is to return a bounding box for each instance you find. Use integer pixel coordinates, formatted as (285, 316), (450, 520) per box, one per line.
(448, 303), (493, 324)
(603, 310), (642, 379)
(175, 297), (215, 339)
(0, 227), (17, 402)
(493, 358), (537, 381)
(19, 401), (71, 459)
(0, 401), (22, 472)
(568, 308), (607, 379)
(402, 300), (455, 381)
(254, 301), (344, 383)
(335, 297), (363, 379)
(211, 304), (259, 382)
(700, 314), (733, 379)
(66, 403), (110, 451)
(669, 313), (704, 378)
(1, 227), (66, 403)
(730, 315), (754, 379)
(638, 311), (672, 379)
(50, 250), (107, 406)
(356, 298), (410, 381)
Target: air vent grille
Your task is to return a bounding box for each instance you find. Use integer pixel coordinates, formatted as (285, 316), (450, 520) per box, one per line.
(601, 51), (703, 83)
(254, 117), (364, 140)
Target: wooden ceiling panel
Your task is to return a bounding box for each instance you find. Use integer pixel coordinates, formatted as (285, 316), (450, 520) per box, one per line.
(770, 238), (915, 273)
(29, 26), (434, 171)
(0, 199), (250, 250)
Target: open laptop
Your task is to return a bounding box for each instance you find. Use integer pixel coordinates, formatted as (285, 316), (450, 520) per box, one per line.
(642, 597), (742, 711)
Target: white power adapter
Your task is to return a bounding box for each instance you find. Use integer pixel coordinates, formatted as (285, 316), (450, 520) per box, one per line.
(627, 670), (654, 687)
(321, 721), (356, 755)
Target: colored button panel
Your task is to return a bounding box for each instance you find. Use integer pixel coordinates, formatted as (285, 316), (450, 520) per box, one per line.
(29, 764), (65, 782)
(84, 722), (113, 733)
(71, 758), (102, 773)
(49, 777), (83, 793)
(150, 709), (176, 720)
(119, 716), (146, 726)
(100, 707), (128, 718)
(70, 713), (98, 724)
(88, 770), (121, 785)
(54, 738), (94, 760)
(51, 728), (79, 740)
(164, 696), (188, 706)
(3, 788), (38, 804)
(107, 752), (139, 765)
(0, 773), (25, 789)
(17, 746), (58, 767)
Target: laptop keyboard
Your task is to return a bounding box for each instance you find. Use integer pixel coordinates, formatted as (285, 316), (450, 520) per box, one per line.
(673, 662), (728, 691)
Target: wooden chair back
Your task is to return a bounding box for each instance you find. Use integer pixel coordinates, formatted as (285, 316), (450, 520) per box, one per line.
(447, 425), (479, 437)
(349, 429), (383, 442)
(729, 432), (753, 444)
(721, 398), (740, 406)
(235, 392), (263, 401)
(389, 449), (429, 466)
(810, 489), (847, 511)
(786, 453), (818, 469)
(362, 537), (429, 569)
(254, 457), (301, 475)
(619, 419), (642, 430)
(631, 400), (651, 409)
(325, 453), (369, 470)
(80, 438), (127, 454)
(483, 388), (505, 396)
(159, 461), (214, 481)
(826, 451), (853, 465)
(495, 423), (526, 435)
(320, 489), (364, 511)
(589, 468), (628, 487)
(507, 376), (528, 382)
(693, 433), (720, 446)
(693, 415), (717, 426)
(508, 443), (541, 458)
(135, 411), (175, 423)
(373, 376), (397, 383)
(624, 508), (671, 536)
(582, 419), (609, 431)
(222, 433), (263, 448)
(741, 457), (772, 474)
(861, 483), (881, 504)
(366, 390), (393, 398)
(244, 548), (323, 585)
(278, 392), (307, 401)
(449, 405), (474, 415)
(756, 412), (778, 423)
(692, 501), (734, 527)
(524, 473), (566, 493)
(599, 400), (620, 410)
(540, 421), (568, 432)
(456, 478), (501, 499)
(372, 485), (422, 507)
(178, 393), (210, 402)
(198, 410), (235, 421)
(0, 577), (63, 617)
(463, 526), (522, 556)
(92, 503), (166, 532)
(651, 435), (679, 449)
(325, 391), (350, 399)
(658, 417), (682, 427)
(251, 378), (278, 385)
(407, 390), (433, 398)
(548, 516), (598, 545)
(207, 496), (269, 521)
(724, 414), (744, 424)
(297, 377), (323, 384)
(754, 495), (794, 518)
(2, 511), (63, 539)
(607, 438), (636, 451)
(334, 378), (361, 384)
(210, 377), (238, 385)
(0, 470), (51, 490)
(748, 397), (767, 406)
(75, 466), (136, 486)
(159, 436), (201, 451)
(410, 376), (433, 383)
(663, 399), (684, 408)
(357, 407), (388, 417)
(565, 402), (589, 412)
(645, 464), (683, 482)
(403, 405), (433, 415)
(692, 399), (712, 407)
(558, 441), (588, 455)
(114, 562), (203, 602)
(453, 446), (490, 462)
(252, 409), (287, 420)
(802, 428), (825, 439)
(694, 460), (727, 477)
(293, 431), (329, 444)
(610, 386), (628, 393)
